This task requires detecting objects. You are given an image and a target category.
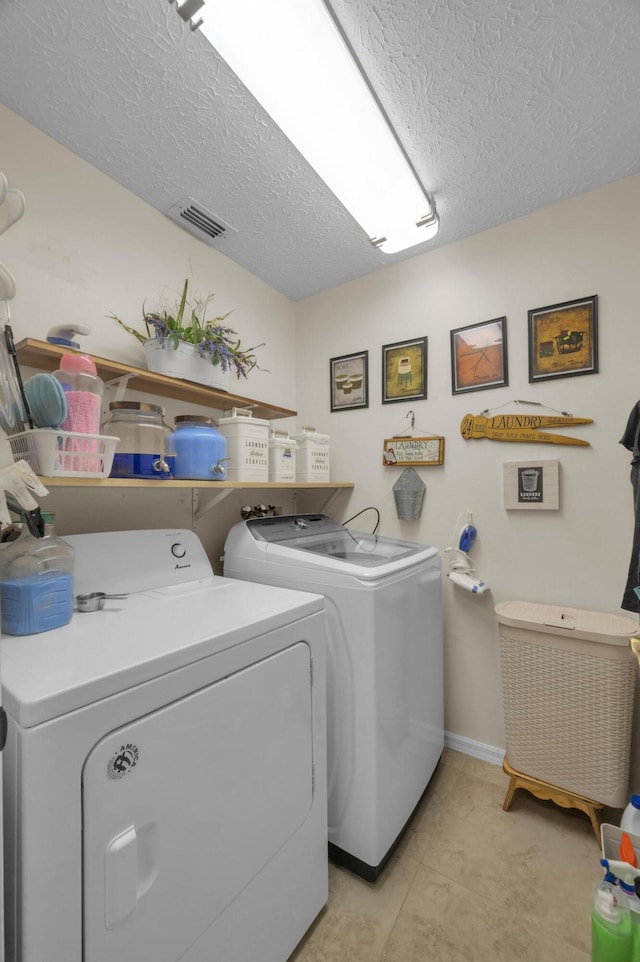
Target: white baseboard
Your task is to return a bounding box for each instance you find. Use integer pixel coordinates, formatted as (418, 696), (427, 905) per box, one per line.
(444, 731), (504, 768)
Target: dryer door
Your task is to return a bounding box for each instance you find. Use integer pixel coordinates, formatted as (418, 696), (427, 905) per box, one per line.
(82, 642), (314, 962)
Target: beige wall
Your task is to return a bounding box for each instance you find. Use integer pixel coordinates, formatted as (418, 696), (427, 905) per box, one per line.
(3, 101), (640, 770)
(295, 173), (640, 760)
(0, 103), (302, 564)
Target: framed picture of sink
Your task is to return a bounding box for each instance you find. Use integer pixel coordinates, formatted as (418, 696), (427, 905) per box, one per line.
(382, 336), (428, 404)
(330, 350), (369, 411)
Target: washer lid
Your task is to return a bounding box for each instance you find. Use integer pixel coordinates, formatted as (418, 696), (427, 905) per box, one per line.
(245, 514), (434, 568)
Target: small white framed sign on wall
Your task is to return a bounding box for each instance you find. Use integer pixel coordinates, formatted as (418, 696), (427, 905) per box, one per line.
(503, 459), (559, 510)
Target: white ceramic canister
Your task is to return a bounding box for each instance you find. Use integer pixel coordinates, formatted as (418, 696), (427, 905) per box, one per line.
(268, 430), (297, 482)
(218, 407), (270, 482)
(291, 425), (330, 482)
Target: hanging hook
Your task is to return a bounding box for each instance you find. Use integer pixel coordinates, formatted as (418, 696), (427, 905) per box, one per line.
(406, 410), (416, 430)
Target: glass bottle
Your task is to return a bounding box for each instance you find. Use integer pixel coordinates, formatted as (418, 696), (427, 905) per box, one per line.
(102, 401), (175, 479)
(0, 512), (75, 635)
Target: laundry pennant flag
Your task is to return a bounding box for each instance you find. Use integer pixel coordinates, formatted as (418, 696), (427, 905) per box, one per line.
(460, 412), (593, 445)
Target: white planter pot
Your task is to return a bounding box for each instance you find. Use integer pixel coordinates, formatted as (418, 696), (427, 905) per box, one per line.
(143, 339), (233, 392)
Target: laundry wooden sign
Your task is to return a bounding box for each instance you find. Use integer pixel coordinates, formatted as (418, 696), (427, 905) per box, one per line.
(460, 412), (593, 446)
(383, 436), (445, 466)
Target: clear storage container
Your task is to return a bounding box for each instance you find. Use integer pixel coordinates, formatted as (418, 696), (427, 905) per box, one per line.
(102, 401), (175, 479)
(173, 415), (228, 481)
(52, 353), (103, 435)
(0, 512), (74, 635)
(495, 601), (639, 807)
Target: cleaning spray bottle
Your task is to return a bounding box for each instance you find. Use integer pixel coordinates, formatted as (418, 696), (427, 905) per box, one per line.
(591, 880), (633, 961)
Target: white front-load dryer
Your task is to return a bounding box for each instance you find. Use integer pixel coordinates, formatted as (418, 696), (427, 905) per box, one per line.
(223, 514), (443, 881)
(1, 529), (328, 962)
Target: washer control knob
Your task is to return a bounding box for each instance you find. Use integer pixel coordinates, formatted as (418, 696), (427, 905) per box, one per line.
(171, 543), (187, 559)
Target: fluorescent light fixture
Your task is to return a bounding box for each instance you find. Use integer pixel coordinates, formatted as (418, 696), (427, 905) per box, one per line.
(198, 0), (438, 253)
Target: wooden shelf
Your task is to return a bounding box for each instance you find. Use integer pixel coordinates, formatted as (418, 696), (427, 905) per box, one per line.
(15, 338), (296, 421)
(37, 478), (353, 490)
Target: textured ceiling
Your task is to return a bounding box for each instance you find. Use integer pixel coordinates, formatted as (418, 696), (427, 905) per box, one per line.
(1, 0), (640, 300)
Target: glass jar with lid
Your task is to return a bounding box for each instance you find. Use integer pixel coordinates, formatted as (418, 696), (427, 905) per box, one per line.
(173, 415), (228, 480)
(102, 401), (175, 479)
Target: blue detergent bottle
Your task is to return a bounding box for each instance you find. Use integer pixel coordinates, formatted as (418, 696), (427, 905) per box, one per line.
(0, 512), (74, 635)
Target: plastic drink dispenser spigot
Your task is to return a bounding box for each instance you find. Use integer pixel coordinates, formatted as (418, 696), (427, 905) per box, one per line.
(52, 353), (103, 435)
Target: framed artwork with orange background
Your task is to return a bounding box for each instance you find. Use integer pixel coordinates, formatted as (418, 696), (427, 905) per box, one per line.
(450, 317), (508, 395)
(528, 295), (598, 382)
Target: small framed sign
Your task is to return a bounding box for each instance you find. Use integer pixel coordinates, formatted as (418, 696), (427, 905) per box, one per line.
(382, 436), (445, 466)
(503, 459), (559, 510)
(330, 350), (369, 412)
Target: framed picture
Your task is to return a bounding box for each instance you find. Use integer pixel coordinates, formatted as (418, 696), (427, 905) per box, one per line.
(503, 459), (560, 510)
(330, 350), (369, 411)
(382, 337), (428, 404)
(450, 317), (508, 395)
(382, 436), (445, 466)
(528, 295), (598, 382)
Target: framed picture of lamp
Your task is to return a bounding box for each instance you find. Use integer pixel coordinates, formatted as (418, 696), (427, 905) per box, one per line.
(450, 316), (508, 394)
(382, 336), (428, 404)
(528, 294), (598, 382)
(330, 350), (369, 411)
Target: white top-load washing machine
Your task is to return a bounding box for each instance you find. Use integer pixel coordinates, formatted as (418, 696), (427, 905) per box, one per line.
(223, 514), (443, 881)
(1, 528), (328, 962)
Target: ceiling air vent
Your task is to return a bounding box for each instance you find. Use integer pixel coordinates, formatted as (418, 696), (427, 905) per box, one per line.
(164, 197), (237, 246)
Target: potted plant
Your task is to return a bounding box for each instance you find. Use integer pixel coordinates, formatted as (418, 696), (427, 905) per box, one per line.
(110, 279), (264, 390)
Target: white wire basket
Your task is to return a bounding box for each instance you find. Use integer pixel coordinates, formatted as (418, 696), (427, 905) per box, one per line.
(9, 429), (118, 479)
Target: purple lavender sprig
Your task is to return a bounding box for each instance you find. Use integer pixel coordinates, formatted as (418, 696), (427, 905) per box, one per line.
(110, 279), (265, 379)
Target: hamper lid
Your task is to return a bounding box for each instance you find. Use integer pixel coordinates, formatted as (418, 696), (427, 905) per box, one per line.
(495, 600), (640, 646)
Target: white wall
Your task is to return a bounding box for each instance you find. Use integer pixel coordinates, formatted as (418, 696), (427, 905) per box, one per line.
(295, 173), (640, 759)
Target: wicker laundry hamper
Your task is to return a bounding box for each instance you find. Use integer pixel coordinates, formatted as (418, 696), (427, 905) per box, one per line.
(495, 601), (639, 808)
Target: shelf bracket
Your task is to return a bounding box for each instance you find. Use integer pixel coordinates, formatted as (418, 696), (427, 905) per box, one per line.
(318, 489), (343, 514)
(192, 486), (235, 524)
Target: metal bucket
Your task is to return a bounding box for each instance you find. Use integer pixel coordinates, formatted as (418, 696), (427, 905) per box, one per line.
(392, 467), (426, 520)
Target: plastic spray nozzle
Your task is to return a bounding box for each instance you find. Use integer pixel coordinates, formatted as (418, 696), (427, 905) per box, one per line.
(601, 858), (640, 887)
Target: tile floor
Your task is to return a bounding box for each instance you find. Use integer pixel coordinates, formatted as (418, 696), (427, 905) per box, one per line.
(290, 749), (611, 961)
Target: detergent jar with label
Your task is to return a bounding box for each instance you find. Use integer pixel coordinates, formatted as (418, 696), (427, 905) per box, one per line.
(0, 512), (74, 635)
(51, 353), (104, 435)
(103, 401), (175, 479)
(173, 416), (228, 480)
